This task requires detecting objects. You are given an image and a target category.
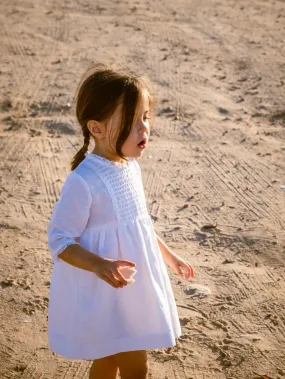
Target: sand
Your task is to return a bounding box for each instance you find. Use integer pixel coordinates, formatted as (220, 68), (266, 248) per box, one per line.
(0, 0), (285, 378)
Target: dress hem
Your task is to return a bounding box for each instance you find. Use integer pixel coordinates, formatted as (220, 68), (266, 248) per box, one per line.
(48, 331), (182, 360)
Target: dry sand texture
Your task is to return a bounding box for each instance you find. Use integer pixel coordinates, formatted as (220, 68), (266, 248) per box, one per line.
(1, 0), (285, 378)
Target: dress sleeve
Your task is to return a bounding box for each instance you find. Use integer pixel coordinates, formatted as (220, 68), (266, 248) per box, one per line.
(47, 171), (92, 263)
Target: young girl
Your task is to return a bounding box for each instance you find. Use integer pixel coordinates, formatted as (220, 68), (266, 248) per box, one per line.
(47, 62), (194, 379)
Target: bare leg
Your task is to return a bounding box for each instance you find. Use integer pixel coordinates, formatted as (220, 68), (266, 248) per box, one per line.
(89, 355), (119, 379)
(114, 350), (149, 379)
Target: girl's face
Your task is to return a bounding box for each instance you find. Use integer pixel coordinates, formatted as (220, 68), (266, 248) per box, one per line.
(89, 90), (151, 162)
(120, 92), (150, 159)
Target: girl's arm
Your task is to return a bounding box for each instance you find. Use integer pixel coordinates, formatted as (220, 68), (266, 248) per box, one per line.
(156, 233), (194, 280)
(59, 244), (102, 272)
(48, 172), (134, 289)
(156, 233), (173, 265)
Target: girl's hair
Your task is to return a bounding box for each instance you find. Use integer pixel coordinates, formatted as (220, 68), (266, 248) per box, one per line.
(71, 62), (156, 170)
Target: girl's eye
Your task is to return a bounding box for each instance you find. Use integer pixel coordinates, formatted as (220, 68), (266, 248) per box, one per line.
(133, 117), (151, 127)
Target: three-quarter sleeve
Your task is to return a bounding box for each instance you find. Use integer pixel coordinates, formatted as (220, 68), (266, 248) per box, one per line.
(47, 171), (92, 263)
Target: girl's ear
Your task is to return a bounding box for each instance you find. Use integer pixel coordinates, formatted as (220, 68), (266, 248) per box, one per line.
(87, 120), (105, 139)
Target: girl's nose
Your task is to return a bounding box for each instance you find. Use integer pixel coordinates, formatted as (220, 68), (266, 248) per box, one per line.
(140, 120), (149, 132)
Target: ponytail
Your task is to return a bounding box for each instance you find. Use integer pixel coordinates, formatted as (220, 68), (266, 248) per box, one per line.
(71, 126), (90, 170)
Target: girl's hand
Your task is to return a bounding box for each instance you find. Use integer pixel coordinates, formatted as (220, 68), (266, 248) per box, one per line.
(92, 258), (136, 289)
(165, 252), (194, 280)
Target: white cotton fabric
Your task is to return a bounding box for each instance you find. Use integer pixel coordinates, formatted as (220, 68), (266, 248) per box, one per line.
(47, 152), (181, 359)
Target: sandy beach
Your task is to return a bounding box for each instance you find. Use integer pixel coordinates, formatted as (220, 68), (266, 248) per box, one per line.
(0, 0), (285, 377)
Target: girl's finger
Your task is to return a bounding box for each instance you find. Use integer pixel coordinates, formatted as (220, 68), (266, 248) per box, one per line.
(116, 260), (136, 268)
(174, 264), (183, 277)
(178, 261), (195, 279)
(102, 275), (118, 288)
(181, 263), (191, 280)
(105, 271), (123, 288)
(187, 264), (194, 278)
(113, 268), (128, 286)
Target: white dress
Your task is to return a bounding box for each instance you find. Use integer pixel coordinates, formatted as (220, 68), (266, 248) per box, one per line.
(47, 152), (181, 360)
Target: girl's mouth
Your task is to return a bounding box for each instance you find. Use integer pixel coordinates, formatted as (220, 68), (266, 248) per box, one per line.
(138, 138), (147, 149)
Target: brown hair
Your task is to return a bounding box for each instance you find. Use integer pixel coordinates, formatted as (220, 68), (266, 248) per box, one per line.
(71, 62), (156, 170)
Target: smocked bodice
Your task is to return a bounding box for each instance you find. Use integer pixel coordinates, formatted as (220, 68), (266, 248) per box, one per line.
(85, 152), (149, 222)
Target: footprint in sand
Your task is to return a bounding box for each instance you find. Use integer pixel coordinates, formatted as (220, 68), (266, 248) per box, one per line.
(184, 284), (211, 298)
